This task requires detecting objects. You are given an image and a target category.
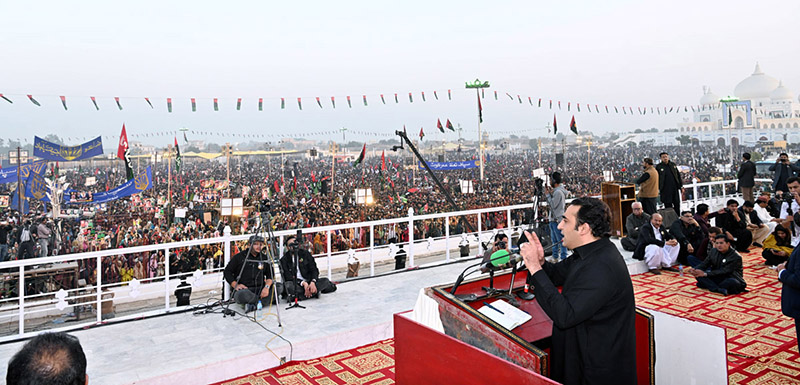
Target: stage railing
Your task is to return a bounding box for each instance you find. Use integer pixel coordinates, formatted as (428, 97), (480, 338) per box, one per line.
(0, 177), (768, 342)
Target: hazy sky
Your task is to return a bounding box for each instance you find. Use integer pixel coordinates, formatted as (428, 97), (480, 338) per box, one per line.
(1, 0), (799, 149)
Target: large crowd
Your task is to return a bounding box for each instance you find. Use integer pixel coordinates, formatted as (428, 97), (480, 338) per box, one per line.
(0, 142), (795, 293)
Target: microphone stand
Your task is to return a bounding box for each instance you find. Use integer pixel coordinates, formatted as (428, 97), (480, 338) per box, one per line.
(450, 252), (522, 301)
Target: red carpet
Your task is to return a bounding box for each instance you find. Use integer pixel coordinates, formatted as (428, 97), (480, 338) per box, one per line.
(632, 248), (800, 384)
(213, 340), (395, 385)
(216, 249), (798, 384)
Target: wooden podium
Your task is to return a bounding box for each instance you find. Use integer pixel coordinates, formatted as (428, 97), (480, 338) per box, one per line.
(602, 182), (637, 238)
(394, 270), (655, 385)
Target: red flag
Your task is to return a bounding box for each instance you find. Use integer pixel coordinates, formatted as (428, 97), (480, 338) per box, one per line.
(117, 124), (129, 160)
(570, 115), (578, 135)
(446, 119), (454, 131)
(274, 180), (280, 192)
(437, 119), (444, 133)
(419, 126), (425, 141)
(381, 151), (386, 171)
(553, 115), (558, 135)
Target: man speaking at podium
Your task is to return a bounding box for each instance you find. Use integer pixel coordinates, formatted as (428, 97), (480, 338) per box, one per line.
(520, 197), (636, 385)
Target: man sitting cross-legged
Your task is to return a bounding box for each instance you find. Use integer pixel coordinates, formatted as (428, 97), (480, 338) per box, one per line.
(686, 234), (747, 296)
(633, 213), (680, 275)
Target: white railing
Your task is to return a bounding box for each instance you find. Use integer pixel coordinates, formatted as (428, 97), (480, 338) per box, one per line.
(0, 202), (536, 342)
(0, 177), (766, 342)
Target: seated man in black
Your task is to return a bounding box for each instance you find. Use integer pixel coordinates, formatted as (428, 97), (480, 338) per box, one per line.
(716, 199), (752, 252)
(669, 210), (704, 265)
(687, 234), (747, 296)
(280, 235), (336, 300)
(7, 332), (88, 385)
(223, 235), (274, 312)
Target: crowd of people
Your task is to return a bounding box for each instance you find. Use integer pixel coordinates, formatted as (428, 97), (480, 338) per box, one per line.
(0, 142), (795, 293)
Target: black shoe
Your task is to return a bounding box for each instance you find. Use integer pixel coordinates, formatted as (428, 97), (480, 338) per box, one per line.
(648, 269), (662, 275)
(661, 266), (680, 272)
(753, 243), (763, 248)
(713, 288), (728, 296)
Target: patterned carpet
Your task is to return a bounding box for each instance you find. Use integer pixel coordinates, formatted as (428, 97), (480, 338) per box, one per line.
(632, 248), (800, 384)
(212, 340), (396, 385)
(216, 249), (798, 385)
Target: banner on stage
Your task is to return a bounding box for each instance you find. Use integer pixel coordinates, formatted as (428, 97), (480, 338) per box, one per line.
(34, 136), (104, 161)
(0, 160), (48, 184)
(420, 160), (480, 171)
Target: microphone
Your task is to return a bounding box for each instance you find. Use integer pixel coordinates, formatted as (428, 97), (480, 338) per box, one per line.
(481, 249), (523, 271)
(451, 250), (524, 295)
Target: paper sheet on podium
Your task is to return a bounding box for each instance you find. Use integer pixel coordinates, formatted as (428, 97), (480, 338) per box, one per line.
(477, 299), (532, 330)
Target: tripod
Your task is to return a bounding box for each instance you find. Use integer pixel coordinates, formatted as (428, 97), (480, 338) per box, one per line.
(225, 212), (283, 326)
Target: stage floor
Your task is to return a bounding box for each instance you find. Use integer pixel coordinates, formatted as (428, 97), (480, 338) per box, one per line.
(0, 240), (654, 385)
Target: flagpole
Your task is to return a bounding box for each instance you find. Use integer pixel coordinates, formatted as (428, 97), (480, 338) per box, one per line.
(16, 147), (22, 214)
(466, 79), (490, 182)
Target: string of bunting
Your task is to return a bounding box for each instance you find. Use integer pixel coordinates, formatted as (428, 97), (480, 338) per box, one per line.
(0, 90), (454, 112)
(0, 89), (781, 117)
(482, 89), (782, 116)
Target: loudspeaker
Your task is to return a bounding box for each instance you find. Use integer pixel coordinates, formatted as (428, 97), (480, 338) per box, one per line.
(438, 154), (445, 162)
(555, 153), (564, 166)
(321, 180), (329, 195)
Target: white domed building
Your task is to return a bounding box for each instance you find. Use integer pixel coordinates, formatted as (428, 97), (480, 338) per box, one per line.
(677, 63), (800, 146)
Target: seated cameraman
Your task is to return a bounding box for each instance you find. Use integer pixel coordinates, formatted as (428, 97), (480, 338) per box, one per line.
(223, 235), (274, 312)
(280, 235), (336, 300)
(779, 177), (800, 247)
(481, 232), (510, 273)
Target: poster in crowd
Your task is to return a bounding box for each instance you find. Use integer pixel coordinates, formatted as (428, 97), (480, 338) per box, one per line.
(0, 160), (48, 184)
(33, 136), (104, 161)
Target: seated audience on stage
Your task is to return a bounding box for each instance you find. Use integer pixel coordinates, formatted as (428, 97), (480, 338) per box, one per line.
(716, 199), (752, 252)
(224, 235), (274, 312)
(762, 225), (794, 266)
(779, 177), (800, 248)
(280, 235), (336, 301)
(633, 213), (680, 275)
(481, 232), (510, 273)
(621, 202), (650, 252)
(693, 203), (718, 238)
(755, 195), (780, 234)
(740, 200), (770, 247)
(6, 332), (88, 385)
(669, 210), (704, 266)
(769, 191), (784, 218)
(691, 226), (723, 267)
(687, 234), (747, 296)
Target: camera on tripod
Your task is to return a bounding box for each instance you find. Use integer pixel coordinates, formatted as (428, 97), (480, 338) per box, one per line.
(533, 177), (545, 198)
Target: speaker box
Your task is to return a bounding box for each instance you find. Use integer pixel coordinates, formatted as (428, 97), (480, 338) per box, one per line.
(555, 153), (564, 166)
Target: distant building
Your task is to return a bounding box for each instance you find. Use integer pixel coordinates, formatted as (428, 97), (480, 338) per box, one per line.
(633, 63), (800, 146)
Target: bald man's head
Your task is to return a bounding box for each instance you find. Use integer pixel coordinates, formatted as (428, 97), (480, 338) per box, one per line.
(651, 213), (663, 228)
(7, 332), (87, 385)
